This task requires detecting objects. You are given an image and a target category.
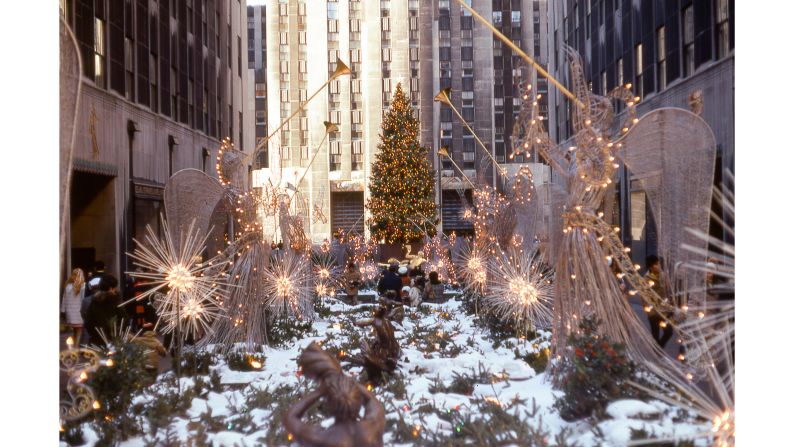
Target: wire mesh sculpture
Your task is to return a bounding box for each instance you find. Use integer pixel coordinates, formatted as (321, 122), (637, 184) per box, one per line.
(507, 47), (690, 378)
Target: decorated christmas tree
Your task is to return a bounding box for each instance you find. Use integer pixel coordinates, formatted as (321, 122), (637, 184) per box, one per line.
(366, 83), (437, 243)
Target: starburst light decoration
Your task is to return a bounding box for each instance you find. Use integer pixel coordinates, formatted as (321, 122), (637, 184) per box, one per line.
(482, 248), (554, 336)
(262, 250), (314, 320)
(124, 215), (229, 343)
(312, 253), (342, 297)
(458, 239), (491, 295)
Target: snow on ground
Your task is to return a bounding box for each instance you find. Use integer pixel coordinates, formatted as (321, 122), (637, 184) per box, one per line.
(65, 294), (712, 447)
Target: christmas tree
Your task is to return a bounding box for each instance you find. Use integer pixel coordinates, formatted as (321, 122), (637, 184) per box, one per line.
(366, 83), (437, 243)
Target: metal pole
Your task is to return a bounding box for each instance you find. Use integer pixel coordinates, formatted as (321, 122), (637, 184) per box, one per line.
(454, 0), (583, 109)
(435, 89), (506, 187)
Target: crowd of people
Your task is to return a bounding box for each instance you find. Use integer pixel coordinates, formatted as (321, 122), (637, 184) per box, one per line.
(60, 262), (165, 364)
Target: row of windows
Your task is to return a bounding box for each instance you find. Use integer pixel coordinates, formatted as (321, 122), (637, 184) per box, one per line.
(82, 1), (243, 145)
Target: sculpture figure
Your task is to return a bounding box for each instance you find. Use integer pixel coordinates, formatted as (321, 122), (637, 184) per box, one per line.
(284, 342), (385, 447)
(351, 305), (401, 385)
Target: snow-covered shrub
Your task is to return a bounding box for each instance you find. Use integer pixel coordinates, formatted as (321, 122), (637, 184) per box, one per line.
(554, 316), (636, 421)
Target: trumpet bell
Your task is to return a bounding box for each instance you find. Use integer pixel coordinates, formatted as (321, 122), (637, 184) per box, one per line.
(433, 87), (452, 105)
(330, 58), (352, 80)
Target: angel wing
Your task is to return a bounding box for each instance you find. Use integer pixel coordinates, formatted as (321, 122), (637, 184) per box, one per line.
(164, 168), (227, 251)
(617, 107), (717, 308)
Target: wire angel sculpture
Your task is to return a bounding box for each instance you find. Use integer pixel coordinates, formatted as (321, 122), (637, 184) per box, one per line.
(509, 46), (700, 378)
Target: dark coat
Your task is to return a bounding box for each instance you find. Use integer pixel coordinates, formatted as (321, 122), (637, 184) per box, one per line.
(85, 291), (126, 345)
(377, 270), (402, 297)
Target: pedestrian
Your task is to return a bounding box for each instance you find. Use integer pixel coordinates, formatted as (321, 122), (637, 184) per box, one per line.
(423, 271), (445, 303)
(644, 255), (674, 349)
(344, 261), (363, 305)
(377, 261), (402, 299)
(400, 286), (411, 305)
(85, 274), (126, 346)
(408, 280), (423, 307)
(86, 261), (106, 297)
(61, 268), (86, 346)
(132, 318), (167, 382)
(398, 265), (410, 287)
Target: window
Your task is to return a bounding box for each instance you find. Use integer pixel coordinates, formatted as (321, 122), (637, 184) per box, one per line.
(511, 11), (520, 22)
(327, 2), (338, 19)
(150, 53), (158, 112)
(329, 141), (341, 171)
(188, 79), (194, 127)
(352, 140), (363, 171)
(716, 0), (730, 59)
(634, 44), (643, 95)
(601, 70), (607, 95)
(617, 58), (623, 86)
(683, 6), (694, 76)
(170, 68), (177, 118)
(255, 83), (266, 97)
(93, 17), (105, 87)
(203, 88), (208, 131)
(202, 148), (209, 173)
(657, 27), (666, 90)
(124, 38), (134, 100)
(237, 36), (242, 77)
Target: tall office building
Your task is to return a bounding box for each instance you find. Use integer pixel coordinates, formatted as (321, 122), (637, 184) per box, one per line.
(255, 0), (550, 242)
(546, 0), (734, 263)
(423, 0), (551, 233)
(61, 0), (251, 289)
(247, 5), (269, 169)
(255, 0), (425, 242)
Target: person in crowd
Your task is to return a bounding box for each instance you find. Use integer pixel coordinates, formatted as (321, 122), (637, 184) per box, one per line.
(377, 261), (402, 299)
(61, 268), (86, 346)
(423, 271), (445, 303)
(398, 265), (410, 287)
(400, 286), (411, 305)
(81, 261), (106, 322)
(344, 261), (363, 305)
(132, 316), (167, 382)
(644, 255), (674, 349)
(408, 279), (423, 307)
(85, 274), (126, 346)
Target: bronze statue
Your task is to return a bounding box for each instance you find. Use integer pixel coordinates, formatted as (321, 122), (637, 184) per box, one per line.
(351, 305), (401, 385)
(284, 342), (385, 447)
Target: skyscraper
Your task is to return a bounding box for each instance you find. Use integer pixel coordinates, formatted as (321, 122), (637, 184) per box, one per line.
(255, 0), (425, 242)
(546, 0), (734, 263)
(61, 0), (251, 289)
(425, 0), (551, 233)
(254, 0), (550, 242)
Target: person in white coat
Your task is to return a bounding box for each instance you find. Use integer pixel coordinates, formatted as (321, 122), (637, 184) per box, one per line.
(61, 268), (86, 345)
